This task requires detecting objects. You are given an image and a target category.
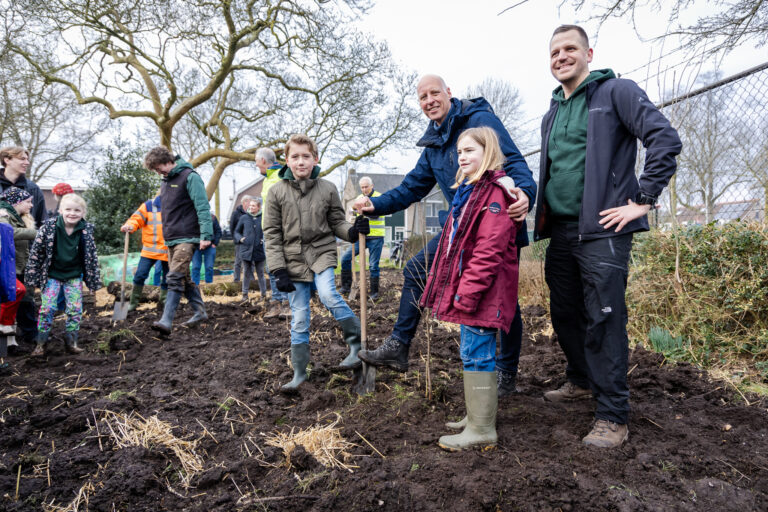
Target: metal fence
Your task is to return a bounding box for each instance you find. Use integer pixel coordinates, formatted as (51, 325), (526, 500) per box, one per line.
(518, 61), (768, 231)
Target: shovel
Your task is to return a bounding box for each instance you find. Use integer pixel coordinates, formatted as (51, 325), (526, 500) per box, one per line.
(353, 233), (376, 395)
(112, 231), (131, 323)
(348, 240), (358, 302)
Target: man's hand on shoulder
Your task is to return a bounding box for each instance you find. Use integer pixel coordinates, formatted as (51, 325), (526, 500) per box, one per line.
(505, 188), (529, 222)
(599, 199), (652, 232)
(352, 196), (375, 214)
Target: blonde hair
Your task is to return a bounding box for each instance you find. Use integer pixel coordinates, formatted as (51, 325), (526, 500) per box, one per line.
(0, 146), (29, 167)
(452, 127), (505, 188)
(284, 134), (318, 159)
(59, 193), (88, 218)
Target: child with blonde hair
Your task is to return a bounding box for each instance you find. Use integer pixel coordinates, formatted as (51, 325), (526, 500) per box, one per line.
(26, 194), (102, 355)
(420, 126), (522, 451)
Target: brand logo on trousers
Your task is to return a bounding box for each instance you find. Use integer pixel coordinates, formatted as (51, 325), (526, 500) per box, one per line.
(601, 306), (612, 313)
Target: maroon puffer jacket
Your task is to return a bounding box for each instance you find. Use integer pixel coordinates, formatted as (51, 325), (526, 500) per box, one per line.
(420, 170), (520, 330)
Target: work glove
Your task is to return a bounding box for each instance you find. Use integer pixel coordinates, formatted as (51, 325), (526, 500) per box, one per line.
(348, 216), (370, 240)
(272, 268), (296, 293)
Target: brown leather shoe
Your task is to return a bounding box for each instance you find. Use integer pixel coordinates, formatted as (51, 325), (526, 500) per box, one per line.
(263, 302), (281, 321)
(582, 419), (629, 448)
(278, 301), (291, 320)
(543, 381), (592, 402)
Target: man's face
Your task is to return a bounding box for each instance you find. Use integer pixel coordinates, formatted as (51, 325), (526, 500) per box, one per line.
(256, 157), (268, 175)
(3, 153), (30, 175)
(360, 181), (373, 197)
(287, 144), (318, 181)
(152, 161), (175, 176)
(550, 30), (592, 88)
(417, 77), (452, 125)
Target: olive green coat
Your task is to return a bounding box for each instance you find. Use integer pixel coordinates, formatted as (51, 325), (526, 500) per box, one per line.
(263, 166), (354, 282)
(0, 206), (37, 275)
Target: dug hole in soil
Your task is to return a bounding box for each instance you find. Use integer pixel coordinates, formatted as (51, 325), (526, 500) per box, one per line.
(1, 269), (767, 511)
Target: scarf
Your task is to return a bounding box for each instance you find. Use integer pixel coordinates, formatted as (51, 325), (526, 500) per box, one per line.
(450, 181), (475, 242)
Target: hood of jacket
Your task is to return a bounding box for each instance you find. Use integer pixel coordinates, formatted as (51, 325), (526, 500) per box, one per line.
(551, 68), (615, 102)
(278, 164), (321, 181)
(416, 97), (497, 149)
(167, 156), (195, 178)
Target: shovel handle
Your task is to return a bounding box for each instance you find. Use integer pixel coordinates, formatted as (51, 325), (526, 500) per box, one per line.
(359, 233), (367, 348)
(120, 231), (130, 302)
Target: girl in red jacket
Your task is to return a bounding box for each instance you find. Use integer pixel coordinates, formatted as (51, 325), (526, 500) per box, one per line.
(421, 126), (521, 451)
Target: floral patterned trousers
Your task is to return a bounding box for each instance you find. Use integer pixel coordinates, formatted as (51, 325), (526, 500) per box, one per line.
(38, 278), (83, 334)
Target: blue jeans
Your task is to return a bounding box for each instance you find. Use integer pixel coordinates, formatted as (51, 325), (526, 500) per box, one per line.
(287, 267), (356, 345)
(497, 302), (523, 374)
(191, 246), (217, 284)
(134, 256), (168, 289)
(460, 325), (497, 372)
(152, 260), (163, 286)
(268, 273), (287, 303)
(340, 237), (384, 278)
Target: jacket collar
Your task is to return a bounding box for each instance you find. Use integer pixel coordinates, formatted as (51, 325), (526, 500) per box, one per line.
(416, 97), (493, 149)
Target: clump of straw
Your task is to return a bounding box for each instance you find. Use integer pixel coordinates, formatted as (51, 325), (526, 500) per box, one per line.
(99, 410), (204, 487)
(263, 414), (355, 472)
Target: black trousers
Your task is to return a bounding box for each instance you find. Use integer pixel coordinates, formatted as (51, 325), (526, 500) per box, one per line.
(544, 222), (633, 424)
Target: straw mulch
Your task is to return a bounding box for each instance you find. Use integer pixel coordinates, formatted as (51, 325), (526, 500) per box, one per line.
(263, 414), (356, 472)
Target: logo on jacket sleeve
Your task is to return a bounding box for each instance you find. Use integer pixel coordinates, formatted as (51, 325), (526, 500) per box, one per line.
(488, 202), (501, 214)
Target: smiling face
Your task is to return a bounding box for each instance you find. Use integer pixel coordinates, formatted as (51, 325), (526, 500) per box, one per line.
(286, 143), (318, 180)
(2, 152), (30, 177)
(417, 75), (452, 125)
(457, 136), (485, 178)
(550, 29), (593, 96)
(248, 201), (260, 214)
(60, 198), (85, 226)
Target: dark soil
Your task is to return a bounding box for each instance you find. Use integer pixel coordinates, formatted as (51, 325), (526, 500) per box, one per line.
(1, 269), (767, 511)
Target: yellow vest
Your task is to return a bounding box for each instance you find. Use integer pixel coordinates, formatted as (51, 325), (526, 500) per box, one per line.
(359, 190), (385, 238)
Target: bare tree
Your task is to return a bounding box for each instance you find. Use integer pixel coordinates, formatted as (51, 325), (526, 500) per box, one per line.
(464, 77), (524, 141)
(3, 0), (420, 197)
(567, 0), (768, 55)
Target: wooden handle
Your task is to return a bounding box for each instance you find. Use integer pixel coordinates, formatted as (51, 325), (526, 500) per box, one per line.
(120, 231), (130, 302)
(359, 233), (367, 348)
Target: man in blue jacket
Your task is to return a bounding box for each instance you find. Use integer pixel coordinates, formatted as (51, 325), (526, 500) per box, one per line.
(536, 25), (682, 448)
(355, 75), (537, 396)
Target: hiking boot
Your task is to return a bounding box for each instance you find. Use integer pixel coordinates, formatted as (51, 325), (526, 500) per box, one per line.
(331, 317), (361, 371)
(64, 332), (84, 354)
(369, 276), (380, 300)
(263, 301), (282, 321)
(439, 371), (497, 451)
(357, 336), (409, 372)
(151, 290), (182, 336)
(240, 293), (250, 305)
(544, 381), (591, 402)
(498, 368), (518, 397)
(128, 285), (143, 312)
(181, 284), (208, 327)
(339, 269), (352, 295)
(31, 332), (49, 357)
(582, 419), (629, 448)
(281, 343), (310, 392)
(278, 301), (291, 320)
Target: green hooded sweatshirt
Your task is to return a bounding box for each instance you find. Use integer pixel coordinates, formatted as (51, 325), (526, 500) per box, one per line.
(545, 69), (615, 219)
(163, 157), (213, 247)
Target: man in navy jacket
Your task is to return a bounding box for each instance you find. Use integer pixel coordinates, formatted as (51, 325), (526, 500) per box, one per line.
(536, 25), (682, 448)
(355, 75), (536, 393)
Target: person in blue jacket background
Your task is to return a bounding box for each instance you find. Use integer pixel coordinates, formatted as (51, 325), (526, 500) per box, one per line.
(355, 74), (536, 398)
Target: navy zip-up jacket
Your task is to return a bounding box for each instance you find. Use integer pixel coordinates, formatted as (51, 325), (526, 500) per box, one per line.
(534, 75), (682, 241)
(370, 97), (537, 247)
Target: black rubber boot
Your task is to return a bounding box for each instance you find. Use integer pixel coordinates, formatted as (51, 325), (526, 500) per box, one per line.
(369, 276), (380, 300)
(64, 331), (84, 354)
(182, 283), (208, 327)
(128, 285), (143, 312)
(281, 343), (310, 392)
(152, 290), (182, 335)
(497, 368), (518, 397)
(357, 336), (409, 372)
(339, 269), (353, 295)
(331, 317), (361, 371)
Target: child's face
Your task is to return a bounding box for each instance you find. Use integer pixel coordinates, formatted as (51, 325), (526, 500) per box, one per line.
(14, 197), (33, 215)
(457, 137), (484, 177)
(60, 200), (85, 226)
(287, 144), (319, 180)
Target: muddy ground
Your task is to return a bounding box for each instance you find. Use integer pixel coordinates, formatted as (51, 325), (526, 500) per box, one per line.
(1, 269), (767, 511)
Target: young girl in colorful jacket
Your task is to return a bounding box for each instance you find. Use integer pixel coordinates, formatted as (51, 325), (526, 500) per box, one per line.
(421, 126), (522, 451)
(26, 194), (102, 356)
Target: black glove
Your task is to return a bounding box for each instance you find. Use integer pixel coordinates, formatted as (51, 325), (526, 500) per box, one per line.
(348, 216), (370, 240)
(272, 268), (296, 293)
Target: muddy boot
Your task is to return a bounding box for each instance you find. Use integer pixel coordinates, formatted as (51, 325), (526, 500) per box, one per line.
(128, 285), (144, 312)
(331, 317), (361, 372)
(582, 419), (629, 448)
(64, 331), (84, 354)
(31, 332), (49, 356)
(498, 368), (518, 397)
(358, 336), (409, 372)
(439, 371), (497, 451)
(182, 284), (208, 327)
(263, 301), (281, 320)
(445, 415), (467, 430)
(369, 276), (380, 300)
(152, 290), (182, 336)
(544, 381), (591, 402)
(281, 343), (310, 392)
(240, 293), (249, 304)
(278, 301), (291, 320)
(338, 269), (352, 295)
(157, 288), (168, 310)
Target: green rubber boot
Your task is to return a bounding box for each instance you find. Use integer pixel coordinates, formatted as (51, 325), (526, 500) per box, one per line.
(281, 343), (310, 392)
(128, 285), (144, 312)
(158, 288), (168, 309)
(331, 317), (361, 371)
(438, 371), (497, 451)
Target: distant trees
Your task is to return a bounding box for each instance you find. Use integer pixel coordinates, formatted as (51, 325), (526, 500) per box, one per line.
(464, 77), (525, 141)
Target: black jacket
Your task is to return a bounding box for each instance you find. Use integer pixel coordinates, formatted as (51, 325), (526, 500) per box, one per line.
(211, 214), (222, 246)
(534, 77), (682, 241)
(234, 213), (265, 262)
(229, 205), (246, 245)
(0, 170), (47, 227)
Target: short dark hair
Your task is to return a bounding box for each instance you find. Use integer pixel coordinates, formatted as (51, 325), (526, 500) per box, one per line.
(143, 146), (175, 171)
(552, 25), (589, 48)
